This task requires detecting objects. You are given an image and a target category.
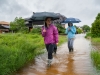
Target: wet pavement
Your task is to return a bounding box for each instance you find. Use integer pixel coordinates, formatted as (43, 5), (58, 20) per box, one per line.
(16, 34), (97, 75)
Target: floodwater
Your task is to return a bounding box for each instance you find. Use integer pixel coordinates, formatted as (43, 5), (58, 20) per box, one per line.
(16, 34), (97, 75)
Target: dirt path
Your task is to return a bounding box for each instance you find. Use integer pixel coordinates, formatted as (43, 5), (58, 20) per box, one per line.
(16, 34), (97, 75)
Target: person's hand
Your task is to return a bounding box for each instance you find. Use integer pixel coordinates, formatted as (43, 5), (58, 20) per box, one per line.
(68, 28), (71, 31)
(56, 43), (58, 45)
(43, 29), (46, 32)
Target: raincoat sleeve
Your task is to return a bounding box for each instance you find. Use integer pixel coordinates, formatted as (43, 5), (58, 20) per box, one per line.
(41, 26), (46, 37)
(70, 26), (76, 34)
(53, 26), (59, 43)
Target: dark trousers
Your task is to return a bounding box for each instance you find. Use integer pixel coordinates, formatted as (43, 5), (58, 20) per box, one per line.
(54, 44), (57, 53)
(45, 43), (55, 59)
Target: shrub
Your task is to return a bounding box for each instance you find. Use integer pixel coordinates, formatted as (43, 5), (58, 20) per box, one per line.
(91, 13), (100, 37)
(85, 32), (91, 38)
(56, 25), (66, 34)
(30, 28), (41, 34)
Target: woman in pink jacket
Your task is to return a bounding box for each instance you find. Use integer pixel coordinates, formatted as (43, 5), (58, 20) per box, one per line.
(41, 17), (59, 66)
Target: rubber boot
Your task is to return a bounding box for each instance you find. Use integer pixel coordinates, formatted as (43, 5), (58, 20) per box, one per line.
(47, 59), (52, 66)
(69, 48), (71, 52)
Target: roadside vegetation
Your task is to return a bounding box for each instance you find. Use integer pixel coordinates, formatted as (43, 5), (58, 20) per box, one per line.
(0, 17), (67, 75)
(0, 33), (67, 75)
(85, 13), (100, 70)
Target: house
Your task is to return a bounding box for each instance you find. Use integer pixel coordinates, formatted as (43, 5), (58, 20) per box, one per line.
(0, 21), (10, 33)
(24, 18), (44, 31)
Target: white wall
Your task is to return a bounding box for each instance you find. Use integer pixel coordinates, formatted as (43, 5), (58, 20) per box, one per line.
(65, 24), (68, 28)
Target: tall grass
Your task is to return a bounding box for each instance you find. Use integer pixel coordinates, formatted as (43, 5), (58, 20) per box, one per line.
(91, 38), (100, 43)
(0, 33), (44, 75)
(91, 51), (100, 69)
(0, 33), (66, 75)
(91, 37), (100, 70)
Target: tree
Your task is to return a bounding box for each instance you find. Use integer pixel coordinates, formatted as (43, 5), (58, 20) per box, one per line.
(77, 28), (82, 34)
(74, 25), (79, 34)
(56, 24), (66, 34)
(96, 13), (100, 20)
(74, 25), (78, 29)
(82, 25), (90, 32)
(10, 17), (28, 33)
(91, 13), (100, 37)
(10, 21), (17, 33)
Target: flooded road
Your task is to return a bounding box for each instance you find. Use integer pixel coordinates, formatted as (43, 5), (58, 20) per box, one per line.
(16, 34), (97, 75)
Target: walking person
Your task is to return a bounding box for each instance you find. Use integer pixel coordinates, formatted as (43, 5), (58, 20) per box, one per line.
(41, 17), (59, 66)
(65, 22), (76, 52)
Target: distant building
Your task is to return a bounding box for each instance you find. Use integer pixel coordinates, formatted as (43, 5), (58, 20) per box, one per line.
(0, 21), (10, 33)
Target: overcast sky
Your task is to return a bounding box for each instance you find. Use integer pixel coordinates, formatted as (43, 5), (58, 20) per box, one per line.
(0, 0), (100, 26)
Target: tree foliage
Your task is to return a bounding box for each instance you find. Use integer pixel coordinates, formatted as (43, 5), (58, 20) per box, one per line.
(56, 24), (66, 34)
(82, 25), (90, 32)
(10, 17), (28, 33)
(91, 13), (100, 37)
(74, 25), (78, 29)
(74, 25), (82, 34)
(77, 28), (83, 34)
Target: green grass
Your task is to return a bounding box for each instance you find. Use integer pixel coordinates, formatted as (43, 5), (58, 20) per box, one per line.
(85, 32), (91, 38)
(0, 33), (67, 75)
(91, 37), (100, 70)
(91, 38), (100, 43)
(91, 51), (100, 70)
(58, 35), (67, 45)
(0, 33), (44, 75)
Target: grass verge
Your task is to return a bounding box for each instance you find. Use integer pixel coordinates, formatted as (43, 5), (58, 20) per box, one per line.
(91, 51), (100, 70)
(0, 33), (67, 75)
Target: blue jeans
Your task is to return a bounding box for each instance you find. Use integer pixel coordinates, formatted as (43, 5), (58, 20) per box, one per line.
(68, 38), (74, 51)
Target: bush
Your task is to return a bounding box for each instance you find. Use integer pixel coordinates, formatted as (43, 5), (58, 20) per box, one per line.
(56, 25), (66, 34)
(19, 27), (29, 33)
(10, 17), (27, 33)
(85, 32), (91, 38)
(77, 28), (82, 34)
(82, 25), (90, 32)
(91, 13), (100, 37)
(30, 28), (41, 34)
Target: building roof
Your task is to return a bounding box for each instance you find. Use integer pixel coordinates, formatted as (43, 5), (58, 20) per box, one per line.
(0, 21), (10, 25)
